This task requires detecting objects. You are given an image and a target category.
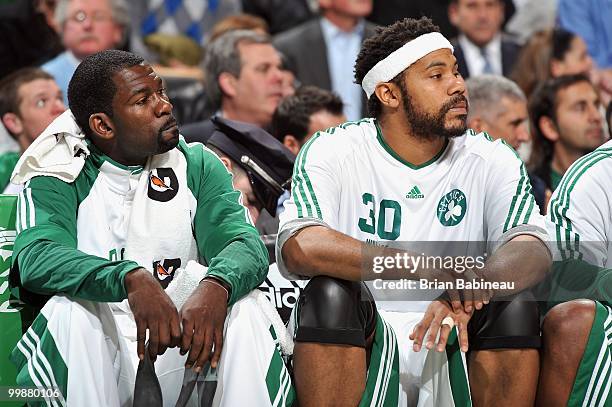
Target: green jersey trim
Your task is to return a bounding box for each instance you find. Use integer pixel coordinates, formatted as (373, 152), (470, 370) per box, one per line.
(265, 325), (296, 406)
(447, 329), (472, 406)
(501, 141), (534, 233)
(293, 131), (324, 219)
(550, 168), (563, 191)
(375, 121), (449, 170)
(360, 314), (399, 406)
(10, 313), (68, 402)
(87, 142), (144, 174)
(568, 302), (611, 406)
(548, 148), (612, 260)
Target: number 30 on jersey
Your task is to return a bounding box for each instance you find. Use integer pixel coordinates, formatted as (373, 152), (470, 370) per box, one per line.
(358, 193), (402, 240)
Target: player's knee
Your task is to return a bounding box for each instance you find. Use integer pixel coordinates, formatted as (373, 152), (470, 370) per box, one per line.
(295, 276), (376, 347)
(497, 290), (541, 337)
(470, 290), (541, 350)
(542, 300), (595, 346)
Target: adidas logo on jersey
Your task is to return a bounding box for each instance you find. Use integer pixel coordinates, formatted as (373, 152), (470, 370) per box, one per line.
(405, 186), (424, 199)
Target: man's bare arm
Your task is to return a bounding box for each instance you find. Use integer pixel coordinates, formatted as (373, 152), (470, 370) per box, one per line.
(282, 226), (364, 280)
(281, 225), (434, 281)
(483, 234), (552, 296)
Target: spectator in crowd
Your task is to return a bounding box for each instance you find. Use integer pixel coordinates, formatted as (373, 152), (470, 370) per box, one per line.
(9, 49), (291, 406)
(253, 85), (346, 235)
(557, 0), (612, 106)
(511, 28), (593, 99)
(42, 0), (129, 104)
(168, 14), (274, 124)
(466, 74), (552, 213)
(165, 14), (272, 127)
(557, 0), (612, 69)
(368, 0), (516, 40)
(0, 67), (65, 192)
(466, 74), (529, 150)
(181, 30), (285, 144)
(241, 0), (316, 35)
(272, 86), (346, 155)
(529, 74), (606, 194)
(448, 0), (521, 79)
(0, 0), (63, 79)
(208, 14), (296, 97)
(274, 0), (377, 121)
(206, 116), (295, 224)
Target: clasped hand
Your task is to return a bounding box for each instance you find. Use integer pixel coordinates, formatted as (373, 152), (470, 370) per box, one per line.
(125, 268), (228, 372)
(409, 266), (494, 353)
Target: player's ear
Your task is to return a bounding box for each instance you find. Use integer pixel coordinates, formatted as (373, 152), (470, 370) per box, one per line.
(282, 135), (301, 156)
(374, 82), (401, 110)
(538, 116), (559, 142)
(89, 113), (114, 140)
(219, 156), (233, 172)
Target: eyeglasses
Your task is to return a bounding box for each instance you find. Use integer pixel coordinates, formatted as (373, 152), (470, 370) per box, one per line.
(67, 10), (113, 24)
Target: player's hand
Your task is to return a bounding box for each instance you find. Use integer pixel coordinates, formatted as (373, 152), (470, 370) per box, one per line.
(179, 278), (228, 372)
(457, 268), (493, 314)
(125, 268), (182, 361)
(409, 300), (472, 353)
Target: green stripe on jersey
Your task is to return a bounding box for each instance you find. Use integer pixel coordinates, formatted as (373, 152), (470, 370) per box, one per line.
(360, 314), (399, 407)
(293, 132), (323, 218)
(548, 149), (612, 259)
(265, 326), (295, 407)
(10, 313), (68, 406)
(502, 145), (531, 233)
(511, 162), (533, 229)
(446, 329), (472, 406)
(293, 118), (374, 218)
(567, 302), (611, 406)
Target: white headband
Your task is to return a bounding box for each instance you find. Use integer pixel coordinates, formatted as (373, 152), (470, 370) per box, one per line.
(361, 32), (454, 98)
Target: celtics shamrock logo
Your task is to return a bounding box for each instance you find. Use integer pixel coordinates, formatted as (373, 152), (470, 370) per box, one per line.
(437, 189), (467, 226)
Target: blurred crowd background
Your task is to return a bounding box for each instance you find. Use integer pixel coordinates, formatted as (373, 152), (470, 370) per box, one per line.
(0, 0), (610, 218)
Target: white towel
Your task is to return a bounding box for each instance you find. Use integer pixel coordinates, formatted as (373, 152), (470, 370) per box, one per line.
(165, 260), (208, 310)
(10, 109), (90, 184)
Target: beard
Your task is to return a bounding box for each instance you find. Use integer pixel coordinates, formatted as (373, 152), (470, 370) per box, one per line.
(401, 86), (468, 141)
(156, 117), (180, 153)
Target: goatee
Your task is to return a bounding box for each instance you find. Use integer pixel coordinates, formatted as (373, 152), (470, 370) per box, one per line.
(401, 87), (468, 141)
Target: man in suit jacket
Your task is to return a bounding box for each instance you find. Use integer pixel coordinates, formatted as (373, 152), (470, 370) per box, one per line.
(274, 0), (377, 121)
(181, 30), (285, 144)
(448, 0), (521, 79)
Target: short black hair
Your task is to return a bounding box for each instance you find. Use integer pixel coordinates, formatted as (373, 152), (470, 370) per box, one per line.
(272, 86), (344, 141)
(68, 49), (144, 138)
(551, 28), (577, 62)
(354, 17), (441, 119)
(528, 73), (593, 171)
